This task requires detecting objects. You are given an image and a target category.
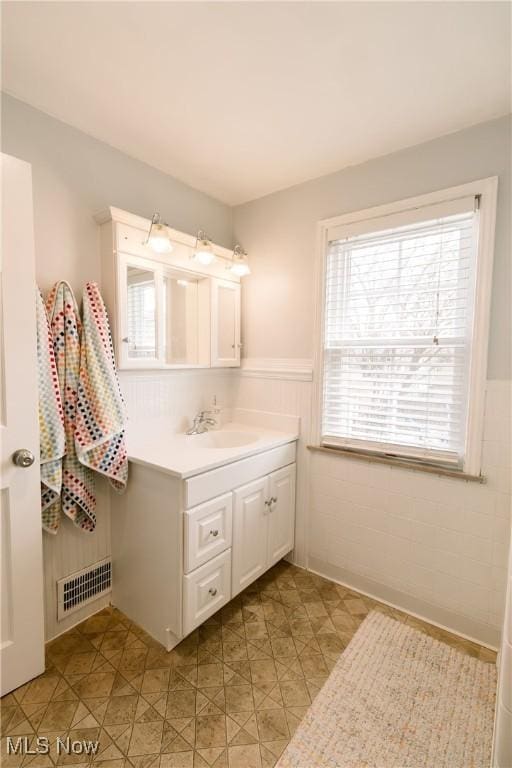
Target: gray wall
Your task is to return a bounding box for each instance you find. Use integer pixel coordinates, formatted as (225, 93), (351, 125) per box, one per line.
(1, 93), (234, 639)
(234, 115), (511, 381)
(1, 94), (233, 296)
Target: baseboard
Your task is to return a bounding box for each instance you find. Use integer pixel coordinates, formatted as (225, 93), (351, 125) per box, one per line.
(307, 556), (500, 650)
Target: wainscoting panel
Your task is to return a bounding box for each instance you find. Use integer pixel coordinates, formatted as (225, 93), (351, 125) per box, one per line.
(118, 368), (238, 427)
(43, 478), (111, 640)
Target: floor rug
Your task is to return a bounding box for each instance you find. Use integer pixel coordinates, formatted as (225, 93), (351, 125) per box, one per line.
(277, 610), (497, 768)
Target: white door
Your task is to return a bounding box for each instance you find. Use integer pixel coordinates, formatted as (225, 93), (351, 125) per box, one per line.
(232, 477), (268, 596)
(0, 153), (45, 696)
(211, 278), (241, 367)
(267, 464), (296, 567)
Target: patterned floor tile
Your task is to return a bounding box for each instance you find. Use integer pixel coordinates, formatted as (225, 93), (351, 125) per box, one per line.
(1, 562), (497, 767)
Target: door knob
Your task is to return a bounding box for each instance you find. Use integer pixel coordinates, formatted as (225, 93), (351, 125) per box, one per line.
(12, 449), (35, 468)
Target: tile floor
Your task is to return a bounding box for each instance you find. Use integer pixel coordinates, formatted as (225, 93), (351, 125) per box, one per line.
(1, 561), (496, 768)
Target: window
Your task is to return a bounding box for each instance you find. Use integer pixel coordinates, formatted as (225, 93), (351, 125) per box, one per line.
(316, 180), (497, 473)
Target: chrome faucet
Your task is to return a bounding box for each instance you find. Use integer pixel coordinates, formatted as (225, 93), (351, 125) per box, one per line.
(186, 410), (218, 435)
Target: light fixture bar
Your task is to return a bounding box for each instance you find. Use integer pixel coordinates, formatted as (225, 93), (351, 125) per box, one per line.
(143, 213), (249, 275)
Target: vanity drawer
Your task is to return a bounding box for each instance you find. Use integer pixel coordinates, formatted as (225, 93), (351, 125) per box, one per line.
(183, 549), (231, 635)
(184, 442), (297, 508)
(184, 493), (232, 573)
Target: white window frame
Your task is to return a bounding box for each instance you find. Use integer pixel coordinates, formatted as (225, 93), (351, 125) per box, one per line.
(312, 177), (498, 475)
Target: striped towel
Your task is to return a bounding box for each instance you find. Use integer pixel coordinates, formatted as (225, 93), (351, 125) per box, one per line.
(75, 282), (128, 491)
(36, 289), (65, 534)
(46, 281), (96, 532)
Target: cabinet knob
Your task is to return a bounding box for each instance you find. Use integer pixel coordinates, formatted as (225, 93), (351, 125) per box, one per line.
(209, 588), (218, 597)
(210, 529), (219, 537)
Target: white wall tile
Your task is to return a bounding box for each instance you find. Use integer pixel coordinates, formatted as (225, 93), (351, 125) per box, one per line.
(236, 371), (511, 645)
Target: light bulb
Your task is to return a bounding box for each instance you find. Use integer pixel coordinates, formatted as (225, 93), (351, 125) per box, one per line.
(147, 220), (173, 254)
(229, 261), (251, 277)
(193, 247), (215, 265)
(228, 246), (250, 277)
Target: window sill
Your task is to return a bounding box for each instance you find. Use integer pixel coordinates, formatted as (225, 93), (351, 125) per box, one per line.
(307, 444), (485, 483)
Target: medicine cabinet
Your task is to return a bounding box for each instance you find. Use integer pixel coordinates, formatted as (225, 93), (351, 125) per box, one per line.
(95, 207), (241, 369)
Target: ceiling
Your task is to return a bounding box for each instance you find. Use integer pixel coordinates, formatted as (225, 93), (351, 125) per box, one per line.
(2, 2), (510, 205)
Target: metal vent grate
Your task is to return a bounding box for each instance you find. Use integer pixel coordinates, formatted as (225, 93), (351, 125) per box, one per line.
(57, 558), (112, 620)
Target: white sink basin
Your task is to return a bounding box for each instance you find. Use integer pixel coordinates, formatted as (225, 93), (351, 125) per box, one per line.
(190, 431), (259, 449)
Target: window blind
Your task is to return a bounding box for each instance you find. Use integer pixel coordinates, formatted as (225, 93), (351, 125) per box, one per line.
(322, 202), (478, 465)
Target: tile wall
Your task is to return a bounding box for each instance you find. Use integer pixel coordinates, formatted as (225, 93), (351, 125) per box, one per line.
(235, 367), (511, 648)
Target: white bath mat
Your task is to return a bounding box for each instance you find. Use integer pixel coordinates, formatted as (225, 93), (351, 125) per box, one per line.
(277, 610), (497, 768)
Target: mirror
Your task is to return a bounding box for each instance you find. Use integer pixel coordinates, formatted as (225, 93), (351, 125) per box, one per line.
(163, 269), (203, 365)
(119, 253), (240, 369)
(127, 267), (157, 359)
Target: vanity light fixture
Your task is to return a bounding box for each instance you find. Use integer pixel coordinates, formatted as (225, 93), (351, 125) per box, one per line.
(192, 230), (215, 266)
(228, 245), (251, 277)
(145, 213), (173, 254)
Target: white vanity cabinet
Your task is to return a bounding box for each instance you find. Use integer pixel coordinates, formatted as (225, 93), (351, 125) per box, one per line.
(111, 440), (297, 650)
(95, 206), (241, 370)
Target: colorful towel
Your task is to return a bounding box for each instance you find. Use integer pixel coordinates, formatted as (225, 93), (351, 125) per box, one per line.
(36, 289), (66, 534)
(75, 282), (128, 492)
(46, 281), (96, 532)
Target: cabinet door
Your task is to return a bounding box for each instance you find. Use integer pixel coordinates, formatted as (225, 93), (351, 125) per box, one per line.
(232, 477), (268, 597)
(267, 464), (296, 567)
(211, 278), (241, 367)
(118, 253), (163, 368)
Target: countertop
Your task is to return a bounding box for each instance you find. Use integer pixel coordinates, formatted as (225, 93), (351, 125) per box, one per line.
(126, 420), (299, 479)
